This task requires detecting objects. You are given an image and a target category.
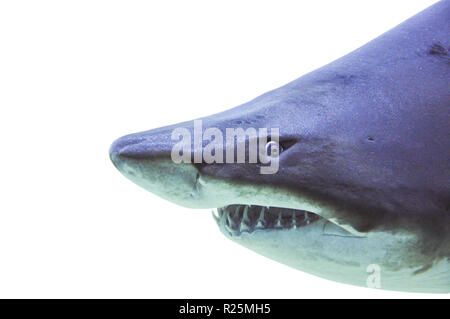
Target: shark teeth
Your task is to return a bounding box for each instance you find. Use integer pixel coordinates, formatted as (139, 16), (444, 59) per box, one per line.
(212, 209), (219, 223)
(275, 211), (283, 228)
(242, 205), (250, 224)
(292, 211), (297, 229)
(255, 207), (266, 228)
(214, 204), (321, 236)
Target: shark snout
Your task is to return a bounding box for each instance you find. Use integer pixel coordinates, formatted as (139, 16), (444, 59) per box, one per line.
(110, 130), (203, 208)
(109, 134), (147, 161)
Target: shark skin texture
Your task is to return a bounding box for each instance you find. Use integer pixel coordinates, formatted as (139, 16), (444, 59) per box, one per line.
(110, 1), (450, 293)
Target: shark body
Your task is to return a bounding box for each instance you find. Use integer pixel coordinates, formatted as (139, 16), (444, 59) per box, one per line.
(110, 1), (450, 293)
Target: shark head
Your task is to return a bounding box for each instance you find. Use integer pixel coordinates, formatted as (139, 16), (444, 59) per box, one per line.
(110, 1), (449, 293)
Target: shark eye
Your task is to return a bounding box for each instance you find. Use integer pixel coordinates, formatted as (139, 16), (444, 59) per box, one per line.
(265, 141), (282, 157)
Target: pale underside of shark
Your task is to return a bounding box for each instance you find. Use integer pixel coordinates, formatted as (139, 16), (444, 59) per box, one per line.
(110, 1), (450, 293)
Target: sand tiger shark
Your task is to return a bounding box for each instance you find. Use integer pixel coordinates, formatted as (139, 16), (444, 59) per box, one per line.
(110, 1), (450, 293)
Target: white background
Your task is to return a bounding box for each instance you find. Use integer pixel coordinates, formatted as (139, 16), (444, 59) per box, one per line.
(0, 0), (447, 298)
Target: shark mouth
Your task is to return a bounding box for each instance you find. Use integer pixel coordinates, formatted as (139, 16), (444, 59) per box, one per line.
(213, 205), (323, 236)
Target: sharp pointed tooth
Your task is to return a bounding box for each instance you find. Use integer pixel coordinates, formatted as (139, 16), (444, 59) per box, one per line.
(212, 209), (219, 223)
(305, 212), (310, 225)
(220, 207), (227, 221)
(240, 225), (250, 233)
(234, 206), (243, 224)
(239, 214), (251, 233)
(259, 207), (266, 220)
(224, 210), (234, 235)
(292, 211), (297, 229)
(227, 209), (241, 232)
(275, 212), (282, 228)
(242, 205), (250, 225)
(256, 206), (266, 228)
(227, 213), (233, 227)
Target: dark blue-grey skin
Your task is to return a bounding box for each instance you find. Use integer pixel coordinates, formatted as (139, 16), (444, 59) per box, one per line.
(110, 1), (450, 293)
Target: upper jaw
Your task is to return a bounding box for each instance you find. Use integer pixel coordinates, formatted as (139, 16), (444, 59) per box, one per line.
(110, 144), (368, 238)
(110, 140), (368, 238)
